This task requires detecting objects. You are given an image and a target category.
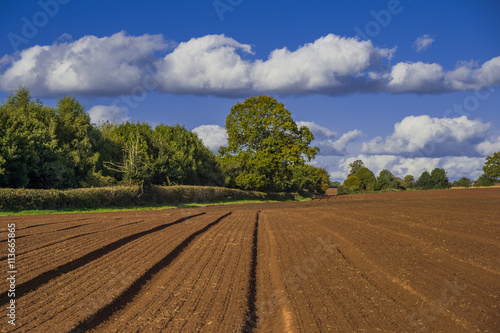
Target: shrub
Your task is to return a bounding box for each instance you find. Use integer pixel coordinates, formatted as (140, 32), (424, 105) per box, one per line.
(0, 185), (279, 212)
(330, 181), (341, 188)
(355, 167), (376, 190)
(343, 175), (362, 188)
(376, 169), (396, 190)
(403, 175), (415, 189)
(336, 185), (349, 195)
(416, 171), (432, 189)
(474, 174), (495, 187)
(430, 168), (450, 189)
(452, 177), (472, 188)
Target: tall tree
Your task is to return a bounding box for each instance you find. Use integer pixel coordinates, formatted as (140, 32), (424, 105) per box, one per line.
(219, 95), (318, 192)
(354, 166), (376, 190)
(376, 169), (397, 190)
(430, 167), (450, 189)
(348, 160), (364, 177)
(416, 171), (432, 189)
(483, 151), (500, 182)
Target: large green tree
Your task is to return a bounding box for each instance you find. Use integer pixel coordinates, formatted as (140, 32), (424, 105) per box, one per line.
(98, 122), (223, 186)
(0, 87), (98, 189)
(219, 95), (318, 192)
(482, 151), (500, 182)
(354, 167), (376, 190)
(348, 160), (364, 177)
(416, 171), (432, 189)
(430, 167), (450, 189)
(289, 164), (330, 194)
(376, 169), (397, 190)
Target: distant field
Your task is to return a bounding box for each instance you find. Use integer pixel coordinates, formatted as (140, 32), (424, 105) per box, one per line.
(1, 187), (498, 332)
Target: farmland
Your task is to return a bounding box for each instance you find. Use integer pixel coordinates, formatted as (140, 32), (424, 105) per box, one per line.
(1, 188), (499, 332)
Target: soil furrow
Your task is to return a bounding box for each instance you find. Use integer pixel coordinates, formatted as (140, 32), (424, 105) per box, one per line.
(242, 211), (259, 332)
(69, 212), (231, 332)
(0, 212), (205, 307)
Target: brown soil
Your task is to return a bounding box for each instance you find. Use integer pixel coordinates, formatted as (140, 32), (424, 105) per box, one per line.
(1, 188), (498, 332)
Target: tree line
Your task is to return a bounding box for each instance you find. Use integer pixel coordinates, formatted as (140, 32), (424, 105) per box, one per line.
(0, 89), (330, 193)
(338, 154), (500, 194)
(2, 88), (497, 194)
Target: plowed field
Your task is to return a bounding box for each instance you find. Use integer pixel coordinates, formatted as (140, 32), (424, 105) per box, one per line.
(1, 188), (499, 332)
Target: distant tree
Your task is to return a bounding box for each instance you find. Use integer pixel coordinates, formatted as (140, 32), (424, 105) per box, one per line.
(342, 176), (363, 188)
(482, 151), (500, 182)
(348, 160), (364, 177)
(290, 164), (330, 194)
(403, 175), (415, 189)
(219, 95), (318, 192)
(416, 171), (432, 189)
(376, 169), (396, 190)
(452, 177), (472, 188)
(474, 174), (494, 187)
(430, 168), (450, 189)
(395, 177), (406, 189)
(330, 181), (341, 188)
(355, 167), (376, 190)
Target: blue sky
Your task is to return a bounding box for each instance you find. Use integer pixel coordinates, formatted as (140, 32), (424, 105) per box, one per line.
(1, 0), (499, 181)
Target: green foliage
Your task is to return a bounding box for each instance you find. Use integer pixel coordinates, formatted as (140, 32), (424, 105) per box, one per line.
(452, 177), (473, 188)
(0, 185), (279, 212)
(483, 151), (500, 181)
(219, 95), (318, 192)
(343, 175), (362, 188)
(376, 169), (398, 190)
(153, 124), (224, 186)
(474, 174), (495, 187)
(430, 168), (450, 189)
(330, 181), (341, 188)
(403, 175), (415, 189)
(99, 122), (224, 187)
(348, 159), (364, 177)
(0, 87), (98, 189)
(354, 167), (376, 190)
(416, 171), (432, 189)
(289, 164), (330, 194)
(336, 185), (349, 195)
(0, 87), (223, 189)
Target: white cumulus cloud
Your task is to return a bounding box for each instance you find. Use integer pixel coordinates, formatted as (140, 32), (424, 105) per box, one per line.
(0, 31), (167, 96)
(361, 115), (492, 157)
(413, 35), (434, 52)
(87, 105), (130, 124)
(297, 121), (363, 156)
(192, 124), (228, 151)
(476, 136), (500, 155)
(1, 33), (499, 96)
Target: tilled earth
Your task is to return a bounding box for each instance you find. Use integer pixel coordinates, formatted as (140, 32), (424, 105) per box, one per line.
(1, 188), (499, 332)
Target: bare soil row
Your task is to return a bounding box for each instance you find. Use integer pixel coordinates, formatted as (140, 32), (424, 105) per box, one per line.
(0, 187), (498, 332)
